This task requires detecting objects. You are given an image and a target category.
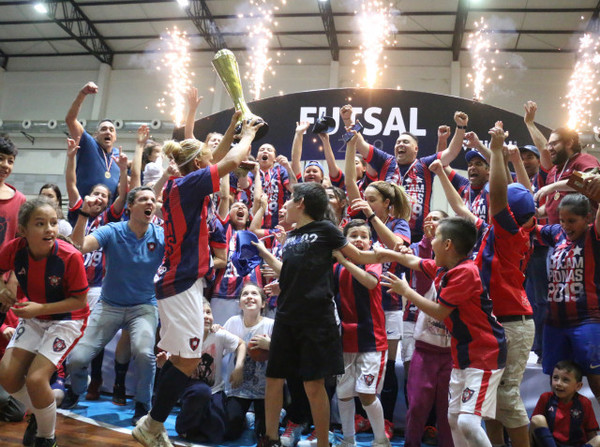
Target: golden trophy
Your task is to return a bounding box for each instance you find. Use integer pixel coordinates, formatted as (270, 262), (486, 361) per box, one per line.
(212, 49), (269, 140)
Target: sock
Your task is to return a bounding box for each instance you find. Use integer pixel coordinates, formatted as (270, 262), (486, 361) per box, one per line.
(363, 398), (386, 441)
(338, 399), (355, 440)
(33, 401), (56, 439)
(11, 385), (33, 412)
(457, 414), (491, 447)
(380, 360), (397, 422)
(532, 427), (557, 447)
(149, 360), (190, 423)
(114, 361), (130, 388)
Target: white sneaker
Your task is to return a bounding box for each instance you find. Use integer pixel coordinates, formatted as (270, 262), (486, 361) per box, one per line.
(371, 438), (391, 447)
(131, 415), (174, 447)
(334, 437), (356, 447)
(297, 430), (336, 447)
(281, 421), (306, 447)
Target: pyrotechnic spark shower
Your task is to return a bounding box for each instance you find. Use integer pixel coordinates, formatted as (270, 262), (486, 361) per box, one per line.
(466, 18), (500, 102)
(565, 33), (600, 131)
(241, 0), (286, 100)
(353, 1), (396, 88)
(156, 27), (194, 127)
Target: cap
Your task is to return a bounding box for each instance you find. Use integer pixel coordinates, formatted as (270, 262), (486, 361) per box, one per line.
(465, 149), (486, 164)
(506, 183), (536, 226)
(312, 115), (336, 134)
(518, 145), (540, 158)
(231, 230), (262, 276)
(305, 160), (324, 174)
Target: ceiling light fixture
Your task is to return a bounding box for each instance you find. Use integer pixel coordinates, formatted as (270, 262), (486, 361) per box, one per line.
(33, 2), (48, 13)
(176, 0), (190, 7)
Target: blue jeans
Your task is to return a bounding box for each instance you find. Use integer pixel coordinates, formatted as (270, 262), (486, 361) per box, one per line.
(66, 301), (158, 407)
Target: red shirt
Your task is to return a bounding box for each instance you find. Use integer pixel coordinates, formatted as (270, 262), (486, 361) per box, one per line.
(545, 153), (600, 225)
(533, 392), (599, 445)
(0, 238), (89, 321)
(420, 258), (506, 370)
(0, 184), (26, 248)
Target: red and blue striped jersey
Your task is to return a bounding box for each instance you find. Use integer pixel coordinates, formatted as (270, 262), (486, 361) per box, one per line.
(334, 262), (387, 353)
(0, 237), (89, 321)
(398, 153), (441, 242)
(212, 217), (263, 300)
(448, 171), (489, 223)
(420, 258), (506, 370)
(330, 145), (399, 195)
(537, 223), (600, 328)
(68, 197), (123, 288)
(156, 165), (220, 299)
(475, 207), (534, 317)
(247, 164), (290, 229)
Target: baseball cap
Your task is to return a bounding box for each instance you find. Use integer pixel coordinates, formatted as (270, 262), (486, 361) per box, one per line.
(465, 149), (486, 164)
(506, 183), (535, 226)
(305, 160), (324, 174)
(518, 145), (540, 158)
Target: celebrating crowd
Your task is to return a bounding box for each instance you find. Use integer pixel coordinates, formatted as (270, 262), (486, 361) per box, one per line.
(0, 81), (599, 447)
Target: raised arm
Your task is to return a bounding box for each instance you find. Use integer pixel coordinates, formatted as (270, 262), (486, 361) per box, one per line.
(439, 111), (469, 166)
(276, 155), (297, 191)
(217, 172), (231, 221)
(216, 119), (262, 178)
(340, 105), (371, 158)
(130, 124), (149, 189)
(66, 82), (98, 140)
(436, 125), (451, 153)
(65, 137), (81, 208)
(344, 132), (362, 202)
(318, 132), (341, 179)
(71, 196), (102, 252)
(291, 121), (311, 178)
(212, 111), (242, 165)
(249, 195), (270, 238)
(507, 145), (532, 191)
(463, 131), (491, 162)
(184, 87), (203, 140)
(112, 151), (129, 215)
(429, 160), (477, 222)
(523, 101), (551, 171)
(488, 124), (509, 217)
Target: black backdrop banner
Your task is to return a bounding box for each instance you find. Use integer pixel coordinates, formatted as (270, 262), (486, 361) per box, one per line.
(174, 88), (552, 170)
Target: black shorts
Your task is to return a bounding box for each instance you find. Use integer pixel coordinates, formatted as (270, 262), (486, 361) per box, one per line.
(266, 319), (344, 381)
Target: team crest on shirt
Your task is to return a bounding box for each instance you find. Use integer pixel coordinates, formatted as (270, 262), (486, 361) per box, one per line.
(52, 337), (66, 352)
(363, 374), (375, 387)
(17, 267), (26, 276)
(571, 408), (582, 418)
(461, 387), (475, 403)
(189, 337), (200, 351)
(48, 275), (61, 286)
(147, 242), (156, 251)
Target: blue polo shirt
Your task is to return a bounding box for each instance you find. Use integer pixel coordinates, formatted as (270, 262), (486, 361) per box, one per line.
(92, 221), (165, 307)
(76, 131), (120, 199)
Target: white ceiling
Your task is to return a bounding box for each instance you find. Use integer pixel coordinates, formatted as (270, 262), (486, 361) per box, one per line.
(0, 0), (598, 71)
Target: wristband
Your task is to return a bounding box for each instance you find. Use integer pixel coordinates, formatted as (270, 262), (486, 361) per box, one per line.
(457, 125), (467, 130)
(78, 209), (91, 218)
(367, 212), (376, 222)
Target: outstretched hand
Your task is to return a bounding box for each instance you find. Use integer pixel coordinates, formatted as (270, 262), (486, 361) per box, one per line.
(81, 82), (98, 96)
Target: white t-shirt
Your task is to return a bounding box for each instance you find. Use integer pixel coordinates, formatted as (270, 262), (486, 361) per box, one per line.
(191, 328), (240, 394)
(413, 283), (451, 348)
(224, 315), (274, 399)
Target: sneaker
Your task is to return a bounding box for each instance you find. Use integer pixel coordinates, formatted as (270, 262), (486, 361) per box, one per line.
(112, 384), (127, 406)
(132, 415), (173, 447)
(281, 421), (305, 447)
(85, 378), (102, 400)
(334, 438), (356, 447)
(33, 437), (57, 447)
(354, 414), (371, 433)
(22, 414), (37, 447)
(132, 402), (149, 426)
(371, 438), (391, 447)
(383, 420), (394, 440)
(422, 425), (438, 445)
(297, 430), (336, 447)
(59, 388), (79, 410)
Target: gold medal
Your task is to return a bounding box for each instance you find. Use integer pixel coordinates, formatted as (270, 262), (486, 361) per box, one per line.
(554, 192), (560, 201)
(105, 171), (111, 179)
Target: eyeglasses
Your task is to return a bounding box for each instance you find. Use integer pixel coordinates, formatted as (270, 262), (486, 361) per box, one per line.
(546, 140), (562, 148)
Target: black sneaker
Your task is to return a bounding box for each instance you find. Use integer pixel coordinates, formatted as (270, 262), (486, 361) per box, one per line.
(34, 436), (57, 447)
(22, 414), (37, 447)
(112, 384), (126, 406)
(131, 401), (148, 426)
(59, 388), (79, 410)
(258, 435), (282, 447)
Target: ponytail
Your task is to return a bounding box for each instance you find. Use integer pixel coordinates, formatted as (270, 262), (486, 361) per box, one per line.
(369, 181), (411, 220)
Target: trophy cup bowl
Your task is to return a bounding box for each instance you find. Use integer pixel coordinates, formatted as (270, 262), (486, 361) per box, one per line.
(212, 49), (269, 141)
